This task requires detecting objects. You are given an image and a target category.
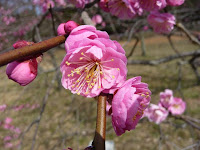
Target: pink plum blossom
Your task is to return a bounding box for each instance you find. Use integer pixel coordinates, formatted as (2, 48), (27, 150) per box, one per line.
(108, 0), (142, 20)
(6, 41), (42, 86)
(159, 89), (173, 108)
(166, 0), (185, 6)
(147, 12), (176, 34)
(57, 21), (79, 36)
(139, 0), (167, 11)
(111, 76), (151, 136)
(61, 25), (127, 97)
(168, 97), (186, 115)
(144, 104), (168, 124)
(92, 14), (103, 25)
(99, 0), (110, 12)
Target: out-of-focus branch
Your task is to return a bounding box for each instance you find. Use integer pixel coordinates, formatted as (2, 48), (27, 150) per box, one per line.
(49, 5), (57, 36)
(92, 93), (107, 150)
(173, 115), (200, 130)
(127, 37), (139, 58)
(128, 49), (200, 65)
(0, 35), (67, 67)
(176, 22), (200, 46)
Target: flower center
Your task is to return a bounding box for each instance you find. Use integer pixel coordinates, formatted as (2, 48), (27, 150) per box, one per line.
(65, 52), (116, 95)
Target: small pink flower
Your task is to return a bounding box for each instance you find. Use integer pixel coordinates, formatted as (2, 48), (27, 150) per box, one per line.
(144, 104), (168, 124)
(68, 0), (87, 8)
(139, 0), (167, 11)
(168, 97), (186, 115)
(0, 104), (7, 112)
(5, 117), (12, 124)
(14, 127), (21, 134)
(159, 89), (173, 108)
(4, 136), (12, 142)
(6, 41), (42, 86)
(111, 77), (151, 136)
(92, 14), (103, 25)
(61, 25), (127, 97)
(147, 12), (176, 34)
(57, 21), (79, 36)
(166, 0), (184, 6)
(108, 0), (141, 20)
(101, 22), (106, 27)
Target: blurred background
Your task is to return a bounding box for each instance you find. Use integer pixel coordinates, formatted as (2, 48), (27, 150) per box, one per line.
(0, 0), (200, 149)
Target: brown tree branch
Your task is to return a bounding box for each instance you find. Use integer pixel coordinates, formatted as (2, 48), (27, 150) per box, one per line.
(92, 93), (107, 150)
(0, 35), (67, 67)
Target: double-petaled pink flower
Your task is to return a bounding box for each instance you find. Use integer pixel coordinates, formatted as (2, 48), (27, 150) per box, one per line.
(144, 104), (168, 124)
(108, 0), (142, 20)
(139, 0), (167, 11)
(111, 76), (151, 136)
(6, 41), (42, 86)
(147, 11), (176, 34)
(60, 25), (127, 97)
(168, 97), (186, 115)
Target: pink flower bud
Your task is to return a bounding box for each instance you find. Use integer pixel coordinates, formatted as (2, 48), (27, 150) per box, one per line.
(57, 23), (66, 36)
(6, 41), (41, 86)
(57, 21), (79, 36)
(6, 59), (38, 86)
(64, 21), (79, 34)
(13, 40), (34, 49)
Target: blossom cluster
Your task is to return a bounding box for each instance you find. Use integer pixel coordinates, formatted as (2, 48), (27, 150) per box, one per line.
(144, 89), (186, 124)
(58, 22), (151, 136)
(5, 21), (151, 136)
(0, 7), (16, 25)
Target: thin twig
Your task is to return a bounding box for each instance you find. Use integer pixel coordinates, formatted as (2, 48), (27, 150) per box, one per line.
(128, 49), (200, 65)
